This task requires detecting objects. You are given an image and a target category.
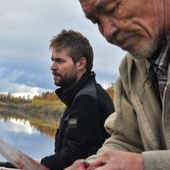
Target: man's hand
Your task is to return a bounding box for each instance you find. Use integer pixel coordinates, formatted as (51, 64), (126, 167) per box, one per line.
(65, 149), (144, 170)
(87, 149), (144, 170)
(65, 159), (89, 170)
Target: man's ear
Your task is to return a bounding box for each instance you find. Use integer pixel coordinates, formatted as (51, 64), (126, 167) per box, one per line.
(77, 57), (87, 70)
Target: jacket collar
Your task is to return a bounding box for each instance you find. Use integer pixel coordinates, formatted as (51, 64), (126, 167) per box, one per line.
(55, 71), (96, 107)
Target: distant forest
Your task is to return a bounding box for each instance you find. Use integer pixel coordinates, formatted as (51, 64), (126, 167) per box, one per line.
(0, 84), (114, 137)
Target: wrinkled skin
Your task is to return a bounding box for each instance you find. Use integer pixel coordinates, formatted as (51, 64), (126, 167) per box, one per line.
(80, 0), (166, 60)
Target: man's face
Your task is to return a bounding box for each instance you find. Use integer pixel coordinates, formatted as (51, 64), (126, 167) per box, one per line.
(50, 49), (78, 88)
(80, 0), (164, 60)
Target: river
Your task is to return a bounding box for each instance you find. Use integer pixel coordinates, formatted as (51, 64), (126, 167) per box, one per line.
(0, 117), (55, 164)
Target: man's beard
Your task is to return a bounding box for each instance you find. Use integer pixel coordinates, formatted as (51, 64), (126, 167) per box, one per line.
(129, 35), (161, 60)
(55, 71), (78, 89)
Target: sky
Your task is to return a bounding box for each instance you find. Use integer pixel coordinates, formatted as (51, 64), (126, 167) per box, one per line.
(0, 0), (126, 99)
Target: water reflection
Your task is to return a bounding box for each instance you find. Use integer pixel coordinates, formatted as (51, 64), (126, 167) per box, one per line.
(1, 118), (38, 135)
(0, 117), (55, 163)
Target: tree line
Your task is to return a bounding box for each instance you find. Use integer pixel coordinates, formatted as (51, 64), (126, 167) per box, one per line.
(0, 84), (114, 137)
(0, 83), (114, 105)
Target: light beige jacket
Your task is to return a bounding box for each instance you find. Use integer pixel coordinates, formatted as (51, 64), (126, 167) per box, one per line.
(88, 53), (170, 170)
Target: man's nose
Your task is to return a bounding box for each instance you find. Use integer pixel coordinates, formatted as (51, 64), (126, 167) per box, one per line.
(100, 17), (117, 44)
(50, 62), (57, 71)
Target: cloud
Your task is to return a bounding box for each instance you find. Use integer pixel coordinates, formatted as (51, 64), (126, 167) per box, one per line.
(0, 0), (126, 97)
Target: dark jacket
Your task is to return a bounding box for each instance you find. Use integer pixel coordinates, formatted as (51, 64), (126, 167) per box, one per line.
(41, 71), (114, 170)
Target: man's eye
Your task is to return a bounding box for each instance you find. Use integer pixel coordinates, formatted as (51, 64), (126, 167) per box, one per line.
(106, 5), (118, 15)
(58, 60), (64, 63)
(51, 58), (64, 63)
(57, 59), (65, 63)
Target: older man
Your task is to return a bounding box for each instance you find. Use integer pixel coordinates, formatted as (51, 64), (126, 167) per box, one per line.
(66, 0), (170, 169)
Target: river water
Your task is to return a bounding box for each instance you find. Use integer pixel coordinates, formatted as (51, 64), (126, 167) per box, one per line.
(0, 117), (55, 163)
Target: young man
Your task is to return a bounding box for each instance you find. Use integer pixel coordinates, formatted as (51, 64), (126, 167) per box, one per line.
(40, 29), (114, 170)
(66, 0), (170, 169)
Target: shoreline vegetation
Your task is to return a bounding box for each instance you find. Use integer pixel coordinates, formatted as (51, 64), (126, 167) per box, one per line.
(0, 84), (114, 138)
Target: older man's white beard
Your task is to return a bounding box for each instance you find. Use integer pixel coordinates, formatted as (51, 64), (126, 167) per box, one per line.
(130, 51), (152, 60)
(129, 39), (159, 60)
